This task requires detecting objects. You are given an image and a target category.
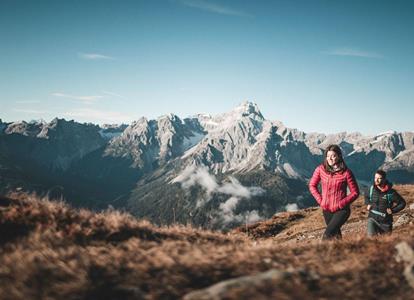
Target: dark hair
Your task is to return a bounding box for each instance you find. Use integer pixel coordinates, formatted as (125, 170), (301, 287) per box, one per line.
(375, 169), (387, 178)
(323, 144), (347, 172)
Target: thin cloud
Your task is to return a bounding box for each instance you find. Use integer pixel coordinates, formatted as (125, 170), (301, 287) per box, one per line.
(52, 92), (104, 104)
(178, 0), (253, 17)
(12, 108), (50, 114)
(101, 90), (126, 99)
(78, 52), (115, 60)
(14, 100), (41, 104)
(64, 108), (134, 124)
(324, 48), (384, 59)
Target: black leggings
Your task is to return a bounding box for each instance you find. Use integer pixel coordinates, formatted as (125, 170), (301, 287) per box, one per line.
(322, 206), (351, 240)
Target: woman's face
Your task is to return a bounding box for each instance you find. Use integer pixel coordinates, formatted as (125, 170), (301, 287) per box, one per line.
(326, 150), (340, 166)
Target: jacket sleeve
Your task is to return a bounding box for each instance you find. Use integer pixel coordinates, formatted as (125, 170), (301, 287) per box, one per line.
(339, 169), (360, 208)
(391, 191), (406, 214)
(309, 166), (322, 205)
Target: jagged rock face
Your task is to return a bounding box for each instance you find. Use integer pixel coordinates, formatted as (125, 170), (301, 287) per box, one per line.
(36, 118), (106, 170)
(105, 115), (205, 170)
(182, 102), (267, 173)
(383, 133), (414, 170)
(183, 117), (206, 134)
(181, 103), (318, 178)
(186, 116), (264, 173)
(402, 132), (414, 148)
(302, 132), (363, 156)
(0, 119), (8, 134)
(385, 149), (414, 171)
(345, 131), (405, 161)
(1, 118), (105, 171)
(4, 120), (46, 137)
(298, 131), (414, 181)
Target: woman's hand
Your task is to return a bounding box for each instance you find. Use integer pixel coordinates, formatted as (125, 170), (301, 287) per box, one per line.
(367, 205), (371, 211)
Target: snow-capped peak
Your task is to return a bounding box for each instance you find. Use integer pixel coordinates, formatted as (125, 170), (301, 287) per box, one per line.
(195, 101), (264, 133)
(222, 101), (264, 123)
(375, 130), (397, 138)
(157, 113), (180, 122)
(232, 101), (263, 119)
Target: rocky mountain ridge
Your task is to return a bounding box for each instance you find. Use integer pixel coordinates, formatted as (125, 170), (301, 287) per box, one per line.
(2, 103), (413, 179)
(1, 102), (414, 229)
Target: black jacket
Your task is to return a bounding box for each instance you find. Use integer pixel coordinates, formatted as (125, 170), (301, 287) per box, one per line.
(364, 182), (406, 223)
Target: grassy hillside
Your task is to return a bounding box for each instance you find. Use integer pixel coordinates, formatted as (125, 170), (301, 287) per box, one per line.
(0, 186), (414, 299)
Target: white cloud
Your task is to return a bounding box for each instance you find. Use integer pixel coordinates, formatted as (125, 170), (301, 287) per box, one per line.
(172, 165), (264, 206)
(53, 91), (125, 104)
(220, 205), (262, 225)
(178, 0), (253, 17)
(172, 165), (265, 224)
(171, 165), (218, 206)
(323, 48), (383, 59)
(218, 177), (264, 198)
(101, 91), (126, 99)
(172, 166), (264, 200)
(78, 52), (115, 60)
(63, 108), (134, 124)
(245, 210), (261, 223)
(285, 203), (299, 212)
(52, 92), (104, 104)
(219, 196), (240, 214)
(218, 177), (251, 198)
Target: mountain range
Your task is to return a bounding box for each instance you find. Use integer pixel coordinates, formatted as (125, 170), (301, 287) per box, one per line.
(1, 101), (414, 229)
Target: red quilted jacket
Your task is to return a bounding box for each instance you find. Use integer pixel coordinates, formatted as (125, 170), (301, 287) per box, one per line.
(309, 164), (360, 212)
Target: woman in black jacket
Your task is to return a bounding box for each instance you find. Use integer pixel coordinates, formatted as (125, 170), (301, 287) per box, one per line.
(366, 170), (406, 236)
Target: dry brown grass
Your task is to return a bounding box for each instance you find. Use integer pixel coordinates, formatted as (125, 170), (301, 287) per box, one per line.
(0, 186), (414, 299)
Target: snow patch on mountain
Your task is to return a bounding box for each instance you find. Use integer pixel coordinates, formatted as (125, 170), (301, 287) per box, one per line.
(376, 130), (397, 137)
(182, 132), (205, 151)
(5, 120), (45, 137)
(280, 163), (301, 178)
(193, 101), (264, 134)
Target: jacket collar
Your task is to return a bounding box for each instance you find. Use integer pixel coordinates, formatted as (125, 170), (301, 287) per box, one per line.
(375, 180), (392, 193)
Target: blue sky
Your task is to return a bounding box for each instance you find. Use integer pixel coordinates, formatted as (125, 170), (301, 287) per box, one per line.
(1, 0), (413, 134)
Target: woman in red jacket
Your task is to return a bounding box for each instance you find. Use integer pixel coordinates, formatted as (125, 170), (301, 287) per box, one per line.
(309, 144), (360, 239)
